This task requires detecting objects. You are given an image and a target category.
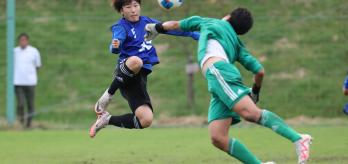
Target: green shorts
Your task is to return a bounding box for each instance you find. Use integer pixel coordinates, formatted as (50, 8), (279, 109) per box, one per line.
(205, 61), (251, 125)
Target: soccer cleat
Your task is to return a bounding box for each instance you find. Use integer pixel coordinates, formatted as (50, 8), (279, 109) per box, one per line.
(295, 134), (313, 164)
(89, 111), (111, 138)
(94, 89), (112, 115)
(262, 162), (276, 164)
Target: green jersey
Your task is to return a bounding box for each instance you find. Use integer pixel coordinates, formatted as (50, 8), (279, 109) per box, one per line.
(179, 16), (263, 74)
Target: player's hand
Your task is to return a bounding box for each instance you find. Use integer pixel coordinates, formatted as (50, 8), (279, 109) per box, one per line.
(249, 84), (261, 104)
(112, 39), (120, 48)
(145, 23), (159, 41)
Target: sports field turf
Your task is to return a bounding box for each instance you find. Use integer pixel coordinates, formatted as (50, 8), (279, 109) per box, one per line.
(1, 126), (347, 164)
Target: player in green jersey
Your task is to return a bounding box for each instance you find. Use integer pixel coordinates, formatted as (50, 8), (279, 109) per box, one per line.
(144, 8), (312, 164)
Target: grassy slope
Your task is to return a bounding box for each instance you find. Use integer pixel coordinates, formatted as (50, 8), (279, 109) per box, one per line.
(0, 0), (348, 124)
(0, 126), (348, 164)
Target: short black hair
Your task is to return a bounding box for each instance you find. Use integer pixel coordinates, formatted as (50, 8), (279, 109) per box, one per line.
(17, 33), (29, 40)
(112, 0), (141, 12)
(227, 8), (253, 35)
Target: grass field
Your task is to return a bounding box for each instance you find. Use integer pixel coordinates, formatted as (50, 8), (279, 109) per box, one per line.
(1, 126), (347, 164)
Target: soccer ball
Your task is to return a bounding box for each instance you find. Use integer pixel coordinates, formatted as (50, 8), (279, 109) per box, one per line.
(157, 0), (183, 11)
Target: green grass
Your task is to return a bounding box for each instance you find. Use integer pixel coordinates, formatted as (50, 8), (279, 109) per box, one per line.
(0, 126), (347, 164)
(0, 0), (348, 124)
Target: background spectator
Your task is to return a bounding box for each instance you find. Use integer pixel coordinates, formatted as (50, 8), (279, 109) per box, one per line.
(14, 33), (41, 128)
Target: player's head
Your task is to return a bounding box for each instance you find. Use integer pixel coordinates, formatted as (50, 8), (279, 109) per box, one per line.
(17, 33), (29, 49)
(112, 0), (141, 22)
(224, 8), (253, 35)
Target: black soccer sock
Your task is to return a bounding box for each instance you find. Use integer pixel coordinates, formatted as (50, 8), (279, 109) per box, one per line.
(108, 113), (143, 129)
(108, 61), (135, 95)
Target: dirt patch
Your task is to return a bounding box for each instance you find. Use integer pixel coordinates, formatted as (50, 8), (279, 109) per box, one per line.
(270, 68), (306, 80)
(273, 37), (298, 50)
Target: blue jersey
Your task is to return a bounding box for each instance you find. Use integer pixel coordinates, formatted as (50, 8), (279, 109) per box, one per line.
(109, 16), (200, 71)
(344, 76), (348, 89)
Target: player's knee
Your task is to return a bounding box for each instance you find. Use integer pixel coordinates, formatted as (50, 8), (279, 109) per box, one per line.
(126, 56), (143, 73)
(136, 109), (153, 128)
(241, 110), (261, 123)
(139, 116), (153, 128)
(210, 135), (225, 150)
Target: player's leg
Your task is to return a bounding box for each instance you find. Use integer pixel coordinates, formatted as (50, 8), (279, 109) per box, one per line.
(90, 69), (153, 137)
(209, 118), (263, 163)
(108, 104), (153, 129)
(15, 86), (25, 125)
(90, 104), (152, 138)
(233, 95), (312, 164)
(108, 69), (153, 128)
(94, 56), (143, 114)
(208, 94), (263, 163)
(233, 96), (302, 142)
(206, 62), (310, 163)
(24, 86), (35, 128)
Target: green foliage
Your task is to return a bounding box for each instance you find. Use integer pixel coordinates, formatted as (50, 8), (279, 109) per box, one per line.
(0, 0), (347, 124)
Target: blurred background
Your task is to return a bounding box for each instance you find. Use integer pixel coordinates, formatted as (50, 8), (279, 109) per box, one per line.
(1, 0), (347, 129)
(1, 0), (348, 130)
(1, 1), (348, 164)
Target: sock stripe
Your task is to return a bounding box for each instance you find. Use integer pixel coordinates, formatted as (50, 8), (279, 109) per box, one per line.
(133, 116), (140, 129)
(229, 138), (236, 155)
(260, 109), (268, 125)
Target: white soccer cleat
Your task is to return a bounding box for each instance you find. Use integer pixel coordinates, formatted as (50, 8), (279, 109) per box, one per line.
(94, 89), (112, 115)
(295, 134), (313, 164)
(262, 162), (276, 164)
(89, 111), (111, 138)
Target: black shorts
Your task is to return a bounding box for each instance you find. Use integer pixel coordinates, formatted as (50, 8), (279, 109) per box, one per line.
(117, 68), (153, 113)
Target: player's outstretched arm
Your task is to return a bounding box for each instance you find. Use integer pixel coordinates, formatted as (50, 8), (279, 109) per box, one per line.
(145, 21), (189, 41)
(162, 21), (181, 31)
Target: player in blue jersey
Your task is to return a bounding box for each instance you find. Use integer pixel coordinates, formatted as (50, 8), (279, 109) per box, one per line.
(343, 71), (348, 115)
(89, 0), (199, 137)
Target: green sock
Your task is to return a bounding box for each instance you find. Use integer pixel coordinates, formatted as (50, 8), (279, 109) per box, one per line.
(259, 110), (301, 142)
(228, 138), (261, 164)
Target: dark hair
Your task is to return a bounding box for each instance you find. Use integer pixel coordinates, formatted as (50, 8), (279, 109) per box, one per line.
(112, 0), (141, 12)
(227, 8), (253, 35)
(17, 33), (29, 40)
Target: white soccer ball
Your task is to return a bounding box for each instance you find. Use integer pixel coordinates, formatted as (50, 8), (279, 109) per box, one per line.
(157, 0), (183, 11)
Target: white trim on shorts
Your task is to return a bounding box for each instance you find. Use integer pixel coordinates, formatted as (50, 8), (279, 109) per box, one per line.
(209, 65), (238, 101)
(200, 39), (229, 68)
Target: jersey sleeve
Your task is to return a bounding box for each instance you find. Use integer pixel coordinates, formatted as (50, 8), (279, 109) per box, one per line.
(164, 30), (200, 40)
(237, 46), (263, 74)
(179, 16), (203, 32)
(109, 25), (127, 54)
(149, 17), (200, 40)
